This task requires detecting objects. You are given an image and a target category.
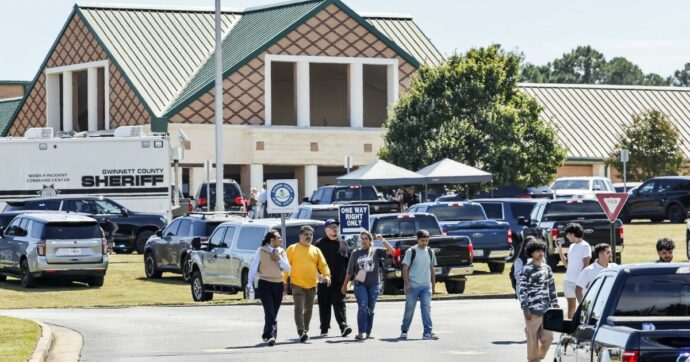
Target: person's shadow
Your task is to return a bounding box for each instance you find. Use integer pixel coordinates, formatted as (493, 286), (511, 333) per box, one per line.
(492, 340), (526, 345)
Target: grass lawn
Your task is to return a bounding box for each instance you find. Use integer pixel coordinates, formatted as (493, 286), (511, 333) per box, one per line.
(0, 316), (40, 361)
(0, 222), (686, 309)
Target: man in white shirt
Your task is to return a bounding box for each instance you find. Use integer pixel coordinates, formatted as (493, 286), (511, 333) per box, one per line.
(557, 223), (591, 319)
(575, 243), (616, 302)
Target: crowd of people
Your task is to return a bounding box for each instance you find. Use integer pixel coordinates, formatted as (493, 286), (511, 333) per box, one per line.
(512, 223), (681, 362)
(246, 220), (439, 346)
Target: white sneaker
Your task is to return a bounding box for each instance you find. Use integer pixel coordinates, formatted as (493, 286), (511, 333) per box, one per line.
(400, 332), (408, 339)
(423, 332), (439, 340)
(267, 337), (275, 346)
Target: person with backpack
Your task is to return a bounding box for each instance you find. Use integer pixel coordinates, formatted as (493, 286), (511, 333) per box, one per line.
(399, 229), (438, 340)
(510, 236), (536, 299)
(341, 231), (393, 341)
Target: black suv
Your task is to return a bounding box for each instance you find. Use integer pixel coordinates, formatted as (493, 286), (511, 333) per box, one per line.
(2, 196), (167, 254)
(143, 213), (238, 282)
(621, 176), (690, 223)
(193, 180), (246, 212)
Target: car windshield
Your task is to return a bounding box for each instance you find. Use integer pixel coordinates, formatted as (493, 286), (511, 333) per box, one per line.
(199, 183), (241, 200)
(192, 221), (222, 237)
(334, 187), (378, 201)
(373, 216), (442, 237)
(3, 200), (61, 212)
(544, 201), (604, 215)
(43, 223), (102, 239)
(280, 225), (327, 248)
(551, 180), (590, 190)
(614, 274), (690, 317)
(428, 204), (486, 221)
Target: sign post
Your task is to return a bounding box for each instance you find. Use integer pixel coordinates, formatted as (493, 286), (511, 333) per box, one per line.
(204, 160), (212, 212)
(595, 193), (629, 260)
(344, 155), (353, 174)
(267, 179), (299, 248)
(620, 149), (630, 192)
(338, 204), (370, 247)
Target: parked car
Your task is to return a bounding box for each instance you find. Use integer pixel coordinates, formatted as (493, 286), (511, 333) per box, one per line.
(472, 198), (540, 261)
(368, 213), (474, 294)
(304, 185), (400, 214)
(550, 177), (615, 199)
(189, 218), (325, 301)
(686, 214), (690, 260)
(621, 176), (690, 223)
(290, 204), (339, 222)
(519, 199), (624, 269)
(2, 196), (167, 254)
(0, 213), (109, 288)
(435, 193), (466, 202)
(406, 202), (511, 273)
(193, 180), (246, 213)
(143, 213), (242, 282)
(544, 263), (690, 362)
(475, 185), (555, 199)
(613, 182), (642, 193)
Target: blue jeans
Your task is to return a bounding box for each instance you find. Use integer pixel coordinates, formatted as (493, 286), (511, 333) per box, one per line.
(353, 283), (379, 334)
(400, 285), (432, 334)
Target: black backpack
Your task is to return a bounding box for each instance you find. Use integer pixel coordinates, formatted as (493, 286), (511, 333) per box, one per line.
(509, 262), (517, 292)
(409, 246), (433, 267)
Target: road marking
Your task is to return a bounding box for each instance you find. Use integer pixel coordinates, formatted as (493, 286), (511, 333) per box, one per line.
(446, 351), (485, 355)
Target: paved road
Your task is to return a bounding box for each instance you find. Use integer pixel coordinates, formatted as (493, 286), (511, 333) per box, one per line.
(2, 298), (559, 361)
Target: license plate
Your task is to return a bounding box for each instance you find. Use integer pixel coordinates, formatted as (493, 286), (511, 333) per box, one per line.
(434, 267), (442, 275)
(67, 248), (82, 256)
(474, 249), (484, 257)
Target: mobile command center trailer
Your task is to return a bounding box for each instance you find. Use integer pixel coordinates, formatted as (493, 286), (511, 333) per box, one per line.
(0, 126), (173, 216)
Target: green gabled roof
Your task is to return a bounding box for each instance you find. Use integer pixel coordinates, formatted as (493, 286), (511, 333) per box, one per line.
(163, 0), (424, 117)
(0, 97), (22, 136)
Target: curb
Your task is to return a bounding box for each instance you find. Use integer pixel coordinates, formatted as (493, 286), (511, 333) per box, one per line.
(29, 320), (53, 362)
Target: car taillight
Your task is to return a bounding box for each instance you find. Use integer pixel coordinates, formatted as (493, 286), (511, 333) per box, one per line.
(622, 350), (639, 362)
(468, 242), (474, 262)
(37, 240), (46, 256)
(234, 197), (244, 206)
(618, 225), (624, 241)
(507, 228), (513, 245)
(551, 227), (559, 241)
(392, 247), (402, 265)
(519, 194), (532, 199)
(198, 197), (207, 207)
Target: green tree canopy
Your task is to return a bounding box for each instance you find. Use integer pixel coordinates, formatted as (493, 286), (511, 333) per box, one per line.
(604, 57), (645, 85)
(670, 62), (690, 86)
(380, 45), (567, 187)
(607, 110), (685, 181)
(551, 46), (607, 83)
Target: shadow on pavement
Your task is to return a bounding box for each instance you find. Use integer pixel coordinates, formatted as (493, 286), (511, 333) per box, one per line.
(226, 341), (294, 349)
(135, 277), (187, 285)
(492, 340), (526, 345)
(0, 278), (90, 292)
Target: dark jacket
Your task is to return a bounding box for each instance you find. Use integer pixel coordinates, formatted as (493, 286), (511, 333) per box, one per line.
(314, 236), (351, 284)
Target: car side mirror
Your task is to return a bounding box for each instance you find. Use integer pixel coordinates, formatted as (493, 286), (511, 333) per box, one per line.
(155, 230), (163, 237)
(302, 197), (310, 203)
(191, 237), (201, 250)
(121, 208), (129, 217)
(517, 217), (528, 226)
(543, 308), (576, 333)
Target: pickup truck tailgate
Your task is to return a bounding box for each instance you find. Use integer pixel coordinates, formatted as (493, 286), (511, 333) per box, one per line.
(396, 236), (472, 266)
(444, 221), (510, 252)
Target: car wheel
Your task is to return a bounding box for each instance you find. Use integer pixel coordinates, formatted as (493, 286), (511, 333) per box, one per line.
(668, 204), (685, 223)
(20, 259), (37, 289)
(445, 280), (465, 294)
(181, 254), (192, 283)
(144, 252), (162, 279)
(88, 276), (104, 287)
(135, 230), (155, 254)
(191, 270), (213, 302)
(241, 269), (249, 299)
(487, 261), (505, 273)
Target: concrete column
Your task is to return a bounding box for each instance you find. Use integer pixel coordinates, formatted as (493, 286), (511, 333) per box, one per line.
(304, 165), (318, 200)
(294, 166), (305, 201)
(62, 71), (73, 132)
(250, 164), (264, 191)
(296, 61), (310, 127)
(349, 63), (363, 128)
(87, 67), (99, 131)
(387, 64), (399, 111)
(45, 74), (60, 130)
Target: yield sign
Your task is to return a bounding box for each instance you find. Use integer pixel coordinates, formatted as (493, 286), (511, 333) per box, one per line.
(595, 193), (629, 223)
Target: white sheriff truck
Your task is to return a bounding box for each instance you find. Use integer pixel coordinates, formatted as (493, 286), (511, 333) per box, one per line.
(0, 126), (174, 217)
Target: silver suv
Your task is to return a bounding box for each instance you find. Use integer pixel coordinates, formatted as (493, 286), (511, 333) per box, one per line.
(0, 213), (109, 288)
(189, 218), (325, 302)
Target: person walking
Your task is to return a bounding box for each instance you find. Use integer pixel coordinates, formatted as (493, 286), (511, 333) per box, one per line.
(575, 243), (617, 302)
(341, 231), (393, 341)
(399, 230), (438, 340)
(248, 188), (259, 219)
(557, 223), (591, 319)
(314, 219), (352, 337)
(284, 225), (331, 343)
(519, 239), (559, 362)
(258, 182), (267, 218)
(511, 236), (536, 299)
(655, 237), (675, 262)
(247, 231), (290, 346)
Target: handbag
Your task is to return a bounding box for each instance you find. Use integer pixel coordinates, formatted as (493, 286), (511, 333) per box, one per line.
(355, 248), (375, 283)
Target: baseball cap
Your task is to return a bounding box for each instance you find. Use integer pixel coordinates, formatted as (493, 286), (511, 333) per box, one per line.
(324, 219), (339, 227)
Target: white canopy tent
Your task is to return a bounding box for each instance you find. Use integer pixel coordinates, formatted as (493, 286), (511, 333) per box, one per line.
(416, 158), (493, 184)
(336, 160), (425, 186)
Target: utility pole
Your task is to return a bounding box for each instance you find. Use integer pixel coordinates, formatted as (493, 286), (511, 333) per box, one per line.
(214, 0), (224, 211)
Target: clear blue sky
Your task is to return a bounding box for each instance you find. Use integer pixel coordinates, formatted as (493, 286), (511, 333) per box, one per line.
(1, 0), (689, 80)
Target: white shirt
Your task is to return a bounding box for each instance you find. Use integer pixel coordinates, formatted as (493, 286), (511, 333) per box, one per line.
(576, 261), (617, 290)
(247, 245), (291, 289)
(565, 241), (592, 282)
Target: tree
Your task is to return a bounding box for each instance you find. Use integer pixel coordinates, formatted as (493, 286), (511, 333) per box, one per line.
(607, 110), (685, 181)
(643, 73), (668, 86)
(380, 45), (567, 187)
(604, 57), (645, 85)
(550, 46), (606, 84)
(521, 63), (551, 83)
(670, 62), (690, 86)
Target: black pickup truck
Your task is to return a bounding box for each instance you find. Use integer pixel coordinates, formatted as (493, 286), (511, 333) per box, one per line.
(367, 213), (474, 295)
(305, 185), (400, 214)
(544, 263), (690, 362)
(518, 199), (624, 269)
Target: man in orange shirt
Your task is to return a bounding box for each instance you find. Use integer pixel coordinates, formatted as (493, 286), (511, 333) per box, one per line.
(284, 225), (331, 342)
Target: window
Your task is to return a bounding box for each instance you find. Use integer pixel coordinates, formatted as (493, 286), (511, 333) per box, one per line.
(164, 220), (181, 237)
(544, 201), (603, 216)
(591, 276), (615, 322)
(373, 216), (442, 237)
(638, 181), (655, 195)
(209, 227), (226, 246)
(672, 179), (690, 191)
(30, 221), (44, 239)
(593, 180), (607, 191)
(479, 203), (503, 220)
(510, 203), (537, 219)
(551, 180), (590, 190)
(177, 220), (191, 237)
(615, 275), (690, 317)
(93, 200), (123, 214)
(43, 222), (101, 239)
(580, 277), (604, 325)
(271, 62), (296, 126)
(236, 227), (265, 250)
(3, 200), (60, 212)
(280, 224), (327, 248)
(310, 209), (338, 221)
(334, 187), (377, 201)
(5, 218), (23, 236)
(192, 221), (222, 237)
(428, 204), (486, 222)
(363, 64), (388, 127)
(222, 226), (237, 246)
(657, 180), (673, 194)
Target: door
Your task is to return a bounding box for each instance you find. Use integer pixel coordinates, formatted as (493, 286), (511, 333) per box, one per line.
(586, 276), (615, 362)
(0, 217), (22, 272)
(558, 276), (605, 362)
(170, 219), (191, 269)
(229, 226), (264, 287)
(9, 218), (31, 271)
(159, 220), (181, 267)
(650, 179), (674, 216)
(203, 227), (227, 284)
(628, 180), (657, 217)
(213, 226), (237, 286)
